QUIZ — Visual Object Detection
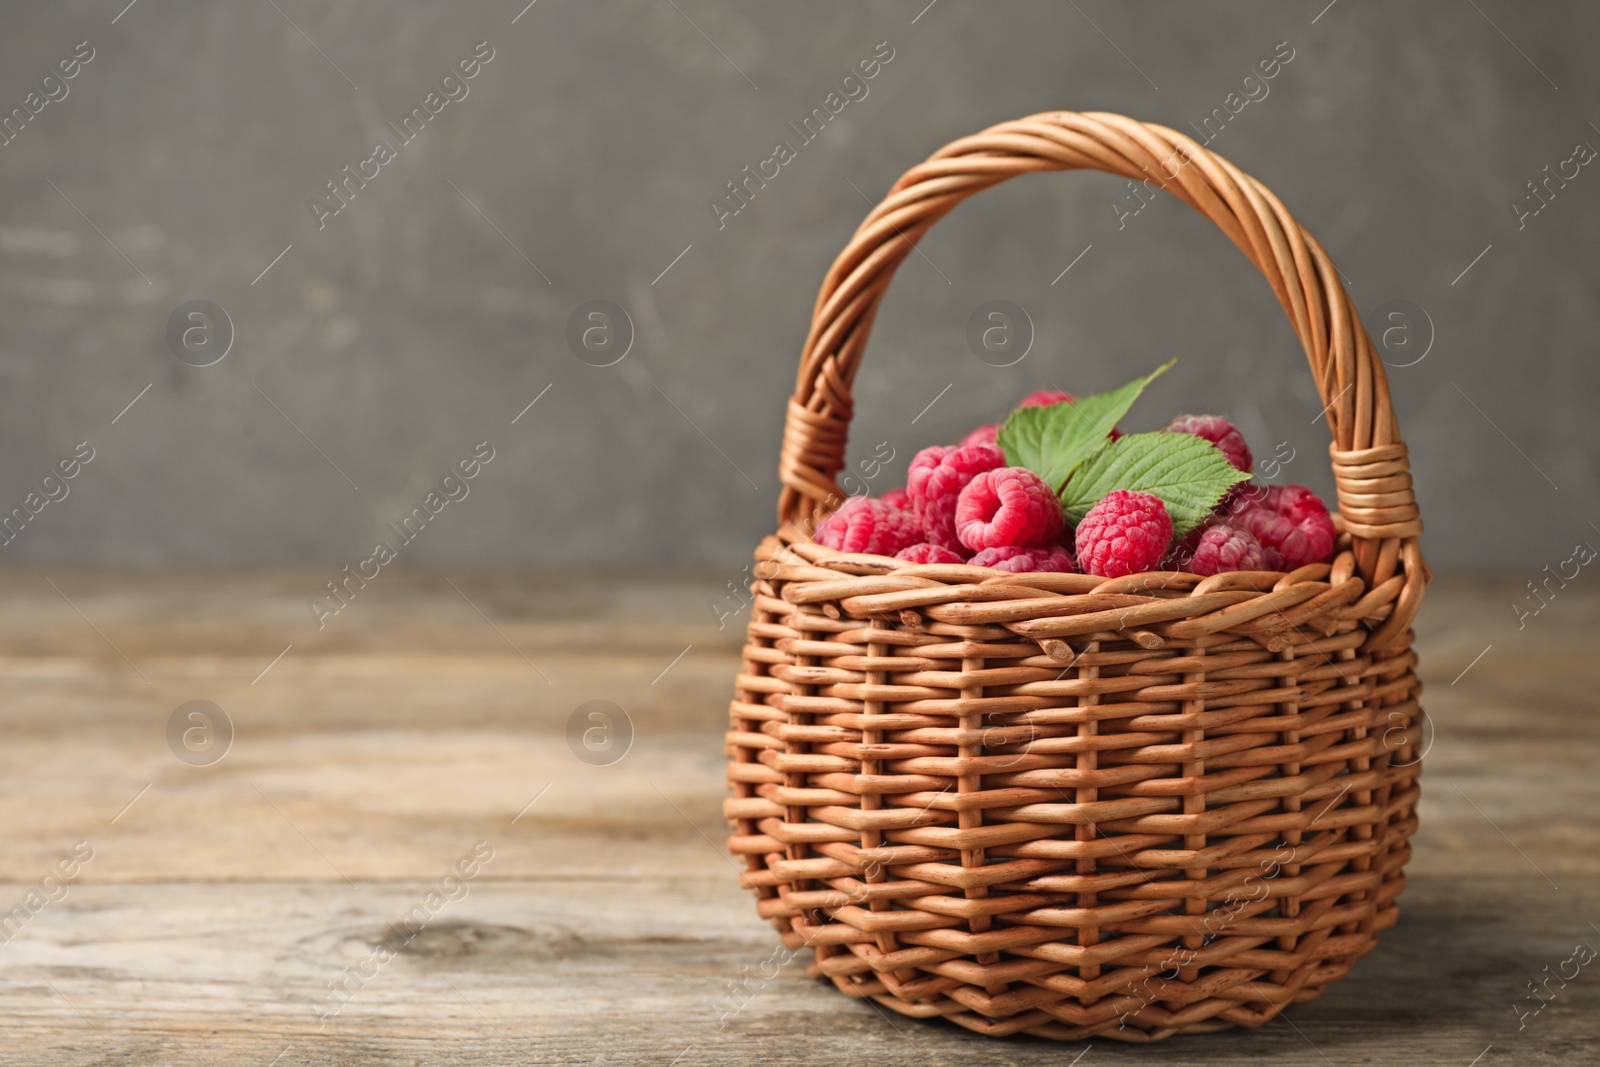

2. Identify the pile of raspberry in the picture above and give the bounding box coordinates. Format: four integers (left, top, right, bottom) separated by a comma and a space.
814, 390, 1338, 577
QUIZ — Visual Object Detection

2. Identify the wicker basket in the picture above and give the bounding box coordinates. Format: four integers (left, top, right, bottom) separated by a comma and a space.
723, 111, 1428, 1042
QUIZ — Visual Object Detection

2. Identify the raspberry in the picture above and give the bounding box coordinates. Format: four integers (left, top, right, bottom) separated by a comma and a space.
1262, 484, 1331, 527
1175, 521, 1265, 576
908, 446, 950, 496
958, 423, 999, 449
1074, 490, 1174, 578
1164, 413, 1253, 473
907, 443, 1006, 551
1230, 509, 1291, 570
970, 544, 1077, 573
1162, 522, 1207, 571
955, 467, 1066, 551
880, 487, 910, 510
1019, 389, 1075, 408
814, 497, 920, 557
1218, 481, 1257, 514
895, 542, 965, 565
1226, 484, 1336, 569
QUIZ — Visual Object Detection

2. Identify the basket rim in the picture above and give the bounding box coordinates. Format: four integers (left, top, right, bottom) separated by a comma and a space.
761, 525, 1402, 651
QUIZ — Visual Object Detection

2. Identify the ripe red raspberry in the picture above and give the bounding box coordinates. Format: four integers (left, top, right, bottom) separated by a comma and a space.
1019, 389, 1075, 408
1269, 487, 1337, 566
955, 467, 1066, 551
1162, 522, 1207, 571
958, 423, 999, 449
907, 445, 950, 497
1230, 508, 1290, 570
1074, 490, 1174, 578
1226, 484, 1336, 569
814, 497, 920, 557
970, 544, 1077, 573
1261, 484, 1330, 527
894, 542, 965, 565
907, 443, 1005, 551
880, 487, 910, 510
1218, 481, 1257, 514
1174, 521, 1266, 576
1164, 413, 1253, 473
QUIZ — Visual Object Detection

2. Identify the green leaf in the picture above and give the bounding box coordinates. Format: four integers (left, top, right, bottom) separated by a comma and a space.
1060, 431, 1251, 535
996, 360, 1174, 492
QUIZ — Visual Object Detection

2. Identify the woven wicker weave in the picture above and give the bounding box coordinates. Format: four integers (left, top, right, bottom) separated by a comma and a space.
724, 111, 1428, 1042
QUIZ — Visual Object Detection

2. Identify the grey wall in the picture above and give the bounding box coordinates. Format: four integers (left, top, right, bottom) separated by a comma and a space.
0, 0, 1594, 569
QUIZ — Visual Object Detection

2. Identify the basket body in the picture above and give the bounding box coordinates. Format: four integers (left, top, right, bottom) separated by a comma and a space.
725, 532, 1423, 1041
722, 111, 1427, 1041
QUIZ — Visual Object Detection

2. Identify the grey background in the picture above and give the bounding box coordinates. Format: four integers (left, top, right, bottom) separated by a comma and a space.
0, 0, 1593, 570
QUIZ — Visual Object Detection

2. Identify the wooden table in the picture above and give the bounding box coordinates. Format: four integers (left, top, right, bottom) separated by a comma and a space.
0, 568, 1593, 1066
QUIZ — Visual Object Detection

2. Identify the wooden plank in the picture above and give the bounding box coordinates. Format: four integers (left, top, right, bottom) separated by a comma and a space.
1, 874, 1595, 1066
0, 569, 1595, 1064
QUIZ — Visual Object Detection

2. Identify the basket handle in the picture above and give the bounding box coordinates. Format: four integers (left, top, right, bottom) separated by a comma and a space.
776, 110, 1426, 639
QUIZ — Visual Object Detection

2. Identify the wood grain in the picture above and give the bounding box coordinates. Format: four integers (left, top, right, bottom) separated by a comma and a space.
0, 568, 1595, 1065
